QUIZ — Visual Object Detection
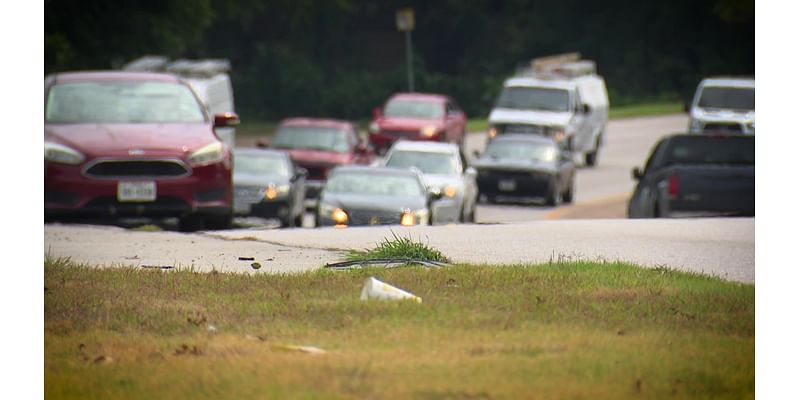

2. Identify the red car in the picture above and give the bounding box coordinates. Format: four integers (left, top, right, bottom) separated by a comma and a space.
44, 71, 239, 231
264, 118, 374, 203
368, 93, 468, 154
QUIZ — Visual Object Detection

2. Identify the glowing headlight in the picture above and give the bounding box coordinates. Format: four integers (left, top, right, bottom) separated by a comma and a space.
264, 184, 290, 200
443, 185, 458, 198
368, 122, 379, 133
543, 148, 557, 163
188, 142, 224, 167
400, 209, 416, 226
45, 142, 84, 165
488, 126, 498, 138
420, 125, 438, 138
550, 127, 565, 142
332, 208, 349, 225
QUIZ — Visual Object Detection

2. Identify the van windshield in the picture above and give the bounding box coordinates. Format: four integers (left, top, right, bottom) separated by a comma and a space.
698, 87, 754, 111
45, 81, 206, 123
495, 87, 570, 112
272, 126, 351, 153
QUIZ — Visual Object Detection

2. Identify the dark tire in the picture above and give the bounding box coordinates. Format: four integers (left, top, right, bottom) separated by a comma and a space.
545, 182, 561, 207
280, 214, 295, 228
205, 213, 233, 230
179, 215, 205, 232
563, 180, 574, 204
294, 213, 304, 228
584, 151, 597, 167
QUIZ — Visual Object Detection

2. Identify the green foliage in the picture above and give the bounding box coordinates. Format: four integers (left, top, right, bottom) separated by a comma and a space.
45, 0, 753, 120
346, 231, 450, 263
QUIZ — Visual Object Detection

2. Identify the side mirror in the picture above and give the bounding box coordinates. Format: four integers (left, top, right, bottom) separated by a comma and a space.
465, 166, 477, 178
429, 188, 443, 201
373, 107, 382, 119
214, 112, 240, 127
683, 102, 690, 113
632, 167, 643, 180
472, 149, 481, 159
582, 104, 591, 114
292, 168, 308, 182
256, 138, 271, 148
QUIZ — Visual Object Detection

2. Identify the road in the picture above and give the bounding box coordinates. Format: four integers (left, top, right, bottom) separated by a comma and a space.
44, 113, 755, 283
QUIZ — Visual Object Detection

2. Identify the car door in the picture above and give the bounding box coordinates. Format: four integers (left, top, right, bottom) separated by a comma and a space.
571, 90, 591, 151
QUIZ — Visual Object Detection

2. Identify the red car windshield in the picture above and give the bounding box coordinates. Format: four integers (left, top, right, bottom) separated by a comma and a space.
384, 99, 443, 119
45, 81, 206, 124
272, 126, 351, 153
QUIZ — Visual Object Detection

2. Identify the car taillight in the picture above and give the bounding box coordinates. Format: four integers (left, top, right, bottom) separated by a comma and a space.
668, 174, 679, 199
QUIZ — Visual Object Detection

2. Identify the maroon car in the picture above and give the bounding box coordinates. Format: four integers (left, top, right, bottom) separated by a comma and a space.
368, 93, 468, 154
264, 118, 374, 203
44, 71, 239, 231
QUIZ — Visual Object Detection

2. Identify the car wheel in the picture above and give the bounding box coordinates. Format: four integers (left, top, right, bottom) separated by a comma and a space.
280, 214, 295, 228
563, 180, 575, 204
179, 214, 205, 232
294, 213, 304, 228
584, 135, 602, 167
545, 182, 561, 207
205, 212, 233, 230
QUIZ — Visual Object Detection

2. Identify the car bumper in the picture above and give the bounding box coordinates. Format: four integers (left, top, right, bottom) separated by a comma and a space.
476, 171, 555, 199
45, 161, 232, 219
369, 131, 440, 150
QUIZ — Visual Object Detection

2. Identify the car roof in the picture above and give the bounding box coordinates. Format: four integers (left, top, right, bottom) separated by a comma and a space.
388, 92, 448, 103
388, 140, 459, 154
699, 77, 754, 88
234, 148, 289, 158
491, 134, 558, 145
47, 71, 183, 84
279, 117, 354, 130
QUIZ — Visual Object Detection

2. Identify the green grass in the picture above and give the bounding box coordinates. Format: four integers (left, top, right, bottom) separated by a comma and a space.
608, 101, 684, 119
45, 255, 753, 399
345, 231, 450, 263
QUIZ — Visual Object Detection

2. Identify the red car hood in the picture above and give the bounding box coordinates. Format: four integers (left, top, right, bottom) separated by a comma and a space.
376, 117, 443, 131
45, 123, 219, 158
285, 148, 352, 165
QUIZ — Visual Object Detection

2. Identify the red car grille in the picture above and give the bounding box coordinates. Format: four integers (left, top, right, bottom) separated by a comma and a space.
84, 160, 189, 178
382, 130, 418, 139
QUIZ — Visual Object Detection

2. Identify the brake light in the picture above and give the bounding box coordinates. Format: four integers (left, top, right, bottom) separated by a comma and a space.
668, 174, 679, 199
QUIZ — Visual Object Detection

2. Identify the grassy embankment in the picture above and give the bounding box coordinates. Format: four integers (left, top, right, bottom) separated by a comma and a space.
45, 235, 753, 399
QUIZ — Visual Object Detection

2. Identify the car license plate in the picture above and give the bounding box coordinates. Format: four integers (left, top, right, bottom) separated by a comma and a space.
498, 180, 516, 191
117, 181, 156, 202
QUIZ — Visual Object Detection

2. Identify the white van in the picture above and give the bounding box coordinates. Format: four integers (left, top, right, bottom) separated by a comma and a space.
687, 77, 754, 135
487, 54, 609, 166
123, 56, 237, 149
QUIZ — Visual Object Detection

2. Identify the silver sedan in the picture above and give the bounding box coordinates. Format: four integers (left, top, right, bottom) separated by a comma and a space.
383, 140, 478, 223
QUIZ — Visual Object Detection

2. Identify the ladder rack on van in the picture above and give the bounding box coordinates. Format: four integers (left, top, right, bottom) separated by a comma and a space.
515, 52, 596, 79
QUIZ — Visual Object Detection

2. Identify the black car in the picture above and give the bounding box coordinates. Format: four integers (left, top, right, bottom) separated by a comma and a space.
315, 166, 441, 227
472, 134, 575, 206
627, 134, 754, 218
232, 148, 307, 227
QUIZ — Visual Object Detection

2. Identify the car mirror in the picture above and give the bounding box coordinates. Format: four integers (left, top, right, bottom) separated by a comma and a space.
582, 104, 591, 114
632, 167, 643, 180
214, 112, 240, 127
465, 166, 477, 177
256, 138, 271, 148
429, 188, 443, 201
472, 149, 481, 159
292, 168, 307, 182
683, 102, 690, 113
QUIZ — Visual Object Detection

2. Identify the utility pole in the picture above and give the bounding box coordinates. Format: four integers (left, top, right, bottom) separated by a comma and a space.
396, 8, 415, 92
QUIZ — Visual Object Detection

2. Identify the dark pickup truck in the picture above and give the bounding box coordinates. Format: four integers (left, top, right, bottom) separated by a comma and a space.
627, 134, 754, 218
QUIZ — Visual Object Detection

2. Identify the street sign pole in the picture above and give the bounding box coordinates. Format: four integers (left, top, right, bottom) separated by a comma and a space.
396, 8, 415, 92
405, 29, 414, 92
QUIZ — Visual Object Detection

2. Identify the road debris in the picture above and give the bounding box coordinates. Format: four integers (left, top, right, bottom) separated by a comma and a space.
273, 344, 327, 355
140, 265, 174, 270
360, 276, 422, 303
238, 256, 255, 261
251, 262, 262, 270
325, 258, 450, 270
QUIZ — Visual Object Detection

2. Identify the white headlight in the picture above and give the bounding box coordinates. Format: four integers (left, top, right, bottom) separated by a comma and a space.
420, 125, 438, 137
543, 148, 556, 162
188, 142, 224, 166
45, 142, 84, 165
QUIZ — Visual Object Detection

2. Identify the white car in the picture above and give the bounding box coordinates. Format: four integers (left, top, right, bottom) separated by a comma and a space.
687, 77, 754, 135
383, 141, 478, 223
